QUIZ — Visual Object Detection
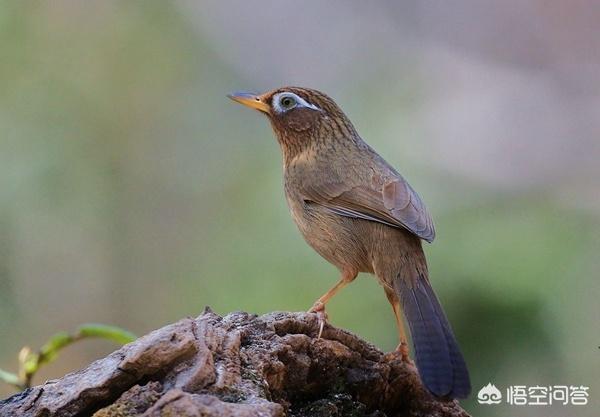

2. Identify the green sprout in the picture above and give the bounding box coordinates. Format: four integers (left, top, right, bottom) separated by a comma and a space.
0, 323, 136, 391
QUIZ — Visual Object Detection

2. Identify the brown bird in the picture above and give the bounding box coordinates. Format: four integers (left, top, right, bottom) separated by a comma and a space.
228, 87, 471, 398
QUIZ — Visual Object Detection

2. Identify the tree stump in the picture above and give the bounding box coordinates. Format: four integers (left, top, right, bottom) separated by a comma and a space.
0, 309, 470, 417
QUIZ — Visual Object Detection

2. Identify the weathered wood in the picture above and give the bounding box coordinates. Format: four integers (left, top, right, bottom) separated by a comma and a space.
0, 309, 470, 417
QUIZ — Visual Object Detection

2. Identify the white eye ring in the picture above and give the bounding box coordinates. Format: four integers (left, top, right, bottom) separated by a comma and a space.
272, 92, 321, 114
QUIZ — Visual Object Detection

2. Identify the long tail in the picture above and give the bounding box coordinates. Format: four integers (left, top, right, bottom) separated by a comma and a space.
395, 276, 471, 398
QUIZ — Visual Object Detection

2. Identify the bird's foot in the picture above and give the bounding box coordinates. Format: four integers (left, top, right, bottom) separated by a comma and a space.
397, 341, 411, 363
308, 301, 328, 339
384, 342, 413, 364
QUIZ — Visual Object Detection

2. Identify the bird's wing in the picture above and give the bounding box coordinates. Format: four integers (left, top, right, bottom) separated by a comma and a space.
304, 164, 436, 242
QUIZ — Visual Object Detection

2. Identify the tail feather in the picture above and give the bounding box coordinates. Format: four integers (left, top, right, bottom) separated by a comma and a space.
422, 279, 471, 398
396, 277, 471, 398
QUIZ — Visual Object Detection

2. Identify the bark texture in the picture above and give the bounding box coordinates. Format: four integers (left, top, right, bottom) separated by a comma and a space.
0, 309, 470, 417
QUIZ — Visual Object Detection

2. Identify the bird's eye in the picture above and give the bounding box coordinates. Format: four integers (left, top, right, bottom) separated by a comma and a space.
280, 95, 297, 109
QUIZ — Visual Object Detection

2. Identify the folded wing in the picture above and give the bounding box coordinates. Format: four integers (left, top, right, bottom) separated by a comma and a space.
304, 165, 435, 243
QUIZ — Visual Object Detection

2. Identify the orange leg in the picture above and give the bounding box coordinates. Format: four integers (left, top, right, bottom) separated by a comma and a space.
384, 288, 410, 362
308, 269, 358, 338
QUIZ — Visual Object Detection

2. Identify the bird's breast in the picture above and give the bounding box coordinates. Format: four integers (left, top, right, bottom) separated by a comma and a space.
284, 189, 371, 273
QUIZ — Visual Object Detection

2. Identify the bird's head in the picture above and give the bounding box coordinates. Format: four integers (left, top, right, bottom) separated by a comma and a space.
228, 87, 357, 160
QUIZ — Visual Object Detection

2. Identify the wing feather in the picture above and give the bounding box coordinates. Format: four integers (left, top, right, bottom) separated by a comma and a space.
304, 166, 436, 242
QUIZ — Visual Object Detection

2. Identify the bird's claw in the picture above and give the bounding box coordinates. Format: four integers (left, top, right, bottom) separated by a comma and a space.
397, 341, 411, 363
384, 342, 413, 364
308, 301, 328, 339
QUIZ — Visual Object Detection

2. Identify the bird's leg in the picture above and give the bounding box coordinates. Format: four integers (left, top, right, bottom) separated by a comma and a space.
384, 288, 411, 363
308, 269, 357, 338
391, 300, 411, 362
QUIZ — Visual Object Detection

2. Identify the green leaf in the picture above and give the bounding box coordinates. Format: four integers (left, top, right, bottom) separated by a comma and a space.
0, 368, 21, 388
76, 323, 136, 345
22, 354, 39, 375
39, 332, 74, 364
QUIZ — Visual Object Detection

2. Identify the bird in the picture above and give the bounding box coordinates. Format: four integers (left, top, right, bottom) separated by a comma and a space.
227, 87, 471, 399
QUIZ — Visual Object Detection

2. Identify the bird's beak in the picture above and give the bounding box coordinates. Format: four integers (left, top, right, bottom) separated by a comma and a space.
227, 91, 270, 113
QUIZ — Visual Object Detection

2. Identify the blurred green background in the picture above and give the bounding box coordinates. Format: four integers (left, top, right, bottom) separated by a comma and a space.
1, 1, 598, 415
